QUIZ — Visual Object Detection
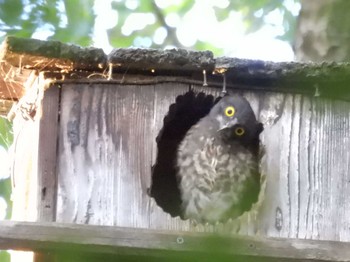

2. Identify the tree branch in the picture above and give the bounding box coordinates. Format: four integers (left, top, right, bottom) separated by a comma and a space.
151, 0, 185, 48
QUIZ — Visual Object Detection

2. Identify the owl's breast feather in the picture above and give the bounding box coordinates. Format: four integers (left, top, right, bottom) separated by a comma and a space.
177, 134, 257, 223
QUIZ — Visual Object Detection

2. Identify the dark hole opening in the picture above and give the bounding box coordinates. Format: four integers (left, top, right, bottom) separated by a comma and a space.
149, 90, 263, 222
149, 90, 220, 218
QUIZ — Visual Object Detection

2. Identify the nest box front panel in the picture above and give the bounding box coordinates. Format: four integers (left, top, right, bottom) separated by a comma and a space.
54, 82, 350, 241
57, 83, 153, 227
257, 93, 350, 240
56, 82, 191, 229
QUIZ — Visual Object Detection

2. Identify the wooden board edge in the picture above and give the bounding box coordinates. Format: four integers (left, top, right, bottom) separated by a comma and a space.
0, 220, 348, 262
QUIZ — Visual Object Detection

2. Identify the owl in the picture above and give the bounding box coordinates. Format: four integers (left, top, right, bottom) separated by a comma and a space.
177, 95, 263, 223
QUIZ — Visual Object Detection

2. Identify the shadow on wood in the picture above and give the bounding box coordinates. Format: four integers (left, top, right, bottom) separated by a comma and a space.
149, 91, 220, 217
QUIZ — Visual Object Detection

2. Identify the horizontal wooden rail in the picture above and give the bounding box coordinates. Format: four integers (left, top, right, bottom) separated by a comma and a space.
0, 221, 349, 261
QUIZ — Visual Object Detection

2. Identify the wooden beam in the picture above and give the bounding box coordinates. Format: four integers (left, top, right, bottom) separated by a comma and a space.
34, 84, 60, 262
37, 84, 60, 222
0, 36, 107, 71
3, 37, 350, 102
0, 220, 349, 261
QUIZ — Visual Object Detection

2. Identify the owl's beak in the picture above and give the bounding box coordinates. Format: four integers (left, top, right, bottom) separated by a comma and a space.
218, 118, 238, 131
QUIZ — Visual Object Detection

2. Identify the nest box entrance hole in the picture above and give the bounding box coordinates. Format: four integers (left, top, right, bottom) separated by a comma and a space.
149, 90, 264, 223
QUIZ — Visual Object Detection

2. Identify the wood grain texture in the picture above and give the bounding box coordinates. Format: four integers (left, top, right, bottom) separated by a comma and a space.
150, 85, 350, 241
37, 84, 60, 222
2, 220, 350, 262
10, 76, 49, 262
256, 93, 350, 241
34, 84, 60, 262
10, 75, 50, 223
56, 81, 350, 242
111, 84, 154, 228
57, 82, 217, 231
57, 84, 119, 225
57, 83, 158, 228
11, 111, 39, 223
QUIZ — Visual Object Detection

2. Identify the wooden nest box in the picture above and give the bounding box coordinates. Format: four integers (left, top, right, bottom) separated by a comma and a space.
2, 36, 350, 261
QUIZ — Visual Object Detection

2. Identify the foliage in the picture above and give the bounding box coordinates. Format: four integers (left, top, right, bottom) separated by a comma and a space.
0, 0, 95, 46
226, 0, 299, 42
0, 117, 13, 149
109, 0, 299, 55
0, 118, 12, 261
0, 0, 299, 52
0, 251, 10, 261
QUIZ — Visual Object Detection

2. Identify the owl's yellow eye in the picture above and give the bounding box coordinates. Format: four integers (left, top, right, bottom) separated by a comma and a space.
234, 127, 245, 136
225, 106, 235, 117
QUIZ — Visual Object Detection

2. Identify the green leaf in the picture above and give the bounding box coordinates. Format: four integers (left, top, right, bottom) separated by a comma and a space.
139, 0, 153, 13
49, 0, 95, 46
0, 250, 10, 262
0, 179, 12, 219
163, 1, 195, 15
0, 117, 13, 149
0, 0, 24, 26
214, 7, 230, 22
39, 1, 61, 27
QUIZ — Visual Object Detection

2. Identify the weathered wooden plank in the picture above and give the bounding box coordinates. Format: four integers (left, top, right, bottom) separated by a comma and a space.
9, 74, 48, 262
10, 111, 39, 222
111, 84, 154, 228
55, 80, 350, 244
37, 84, 60, 222
10, 79, 44, 222
33, 84, 60, 262
0, 220, 350, 262
57, 83, 156, 228
57, 84, 116, 225
257, 93, 350, 241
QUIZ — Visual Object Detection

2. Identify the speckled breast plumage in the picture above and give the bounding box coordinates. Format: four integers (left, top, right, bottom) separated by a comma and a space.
178, 127, 258, 223
176, 95, 262, 223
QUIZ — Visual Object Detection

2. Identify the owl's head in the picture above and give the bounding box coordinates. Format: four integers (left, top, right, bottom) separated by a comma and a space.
209, 95, 263, 144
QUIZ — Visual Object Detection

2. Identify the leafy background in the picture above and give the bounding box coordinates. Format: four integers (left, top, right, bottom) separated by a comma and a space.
0, 0, 300, 55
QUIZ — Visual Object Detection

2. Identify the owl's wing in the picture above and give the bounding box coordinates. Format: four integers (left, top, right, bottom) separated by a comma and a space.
234, 162, 260, 214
